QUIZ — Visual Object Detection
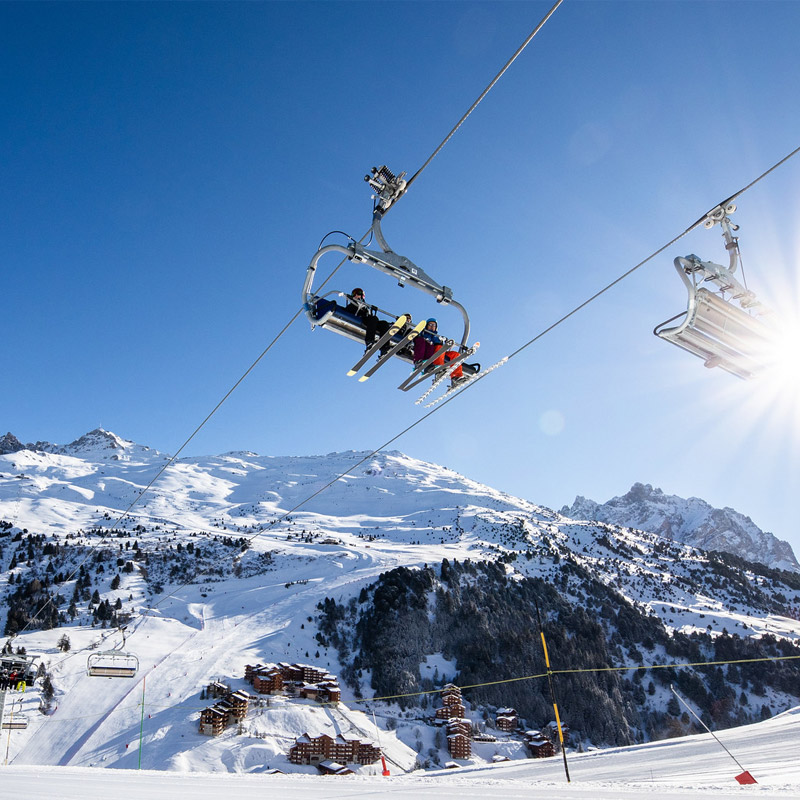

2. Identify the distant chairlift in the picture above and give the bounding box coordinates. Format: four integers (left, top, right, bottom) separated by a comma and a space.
87, 629, 139, 679
302, 166, 473, 363
654, 203, 774, 380
0, 651, 39, 688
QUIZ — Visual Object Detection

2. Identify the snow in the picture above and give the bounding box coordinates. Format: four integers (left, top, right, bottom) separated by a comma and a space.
4, 707, 800, 798
2, 433, 800, 795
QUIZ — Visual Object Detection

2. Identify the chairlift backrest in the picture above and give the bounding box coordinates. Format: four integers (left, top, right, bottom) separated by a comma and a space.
655, 285, 773, 380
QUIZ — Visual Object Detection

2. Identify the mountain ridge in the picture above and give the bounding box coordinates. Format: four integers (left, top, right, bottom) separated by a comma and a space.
561, 482, 798, 572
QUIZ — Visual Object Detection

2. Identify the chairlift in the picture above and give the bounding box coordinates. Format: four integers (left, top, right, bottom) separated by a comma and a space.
87, 628, 139, 678
0, 652, 39, 687
302, 166, 473, 367
654, 203, 774, 379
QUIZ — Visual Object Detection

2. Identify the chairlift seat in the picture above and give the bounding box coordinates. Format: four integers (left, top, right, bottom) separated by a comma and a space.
308, 296, 416, 364
87, 651, 139, 679
655, 287, 773, 380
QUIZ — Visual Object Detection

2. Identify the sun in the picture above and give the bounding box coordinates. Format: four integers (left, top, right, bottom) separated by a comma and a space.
752, 308, 800, 431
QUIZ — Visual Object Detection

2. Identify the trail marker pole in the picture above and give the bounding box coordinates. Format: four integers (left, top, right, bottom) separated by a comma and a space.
371, 707, 390, 776
669, 685, 756, 785
535, 600, 570, 783
138, 676, 147, 770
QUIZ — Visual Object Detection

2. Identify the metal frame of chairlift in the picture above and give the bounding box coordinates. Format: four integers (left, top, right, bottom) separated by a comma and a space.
654, 203, 774, 380
87, 629, 139, 679
0, 652, 39, 686
302, 166, 473, 360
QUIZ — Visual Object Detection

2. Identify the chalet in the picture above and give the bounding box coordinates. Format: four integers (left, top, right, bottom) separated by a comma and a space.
226, 690, 252, 721
446, 718, 471, 737
198, 689, 252, 736
244, 662, 270, 682
246, 661, 338, 697
524, 730, 556, 758
445, 716, 472, 759
319, 682, 341, 703
435, 683, 466, 721
447, 732, 471, 759
199, 706, 228, 736
318, 760, 354, 776
298, 683, 319, 700
278, 662, 334, 685
252, 668, 283, 695
288, 732, 382, 767
435, 702, 466, 721
206, 681, 231, 699
545, 720, 570, 747
495, 707, 518, 732
440, 683, 463, 705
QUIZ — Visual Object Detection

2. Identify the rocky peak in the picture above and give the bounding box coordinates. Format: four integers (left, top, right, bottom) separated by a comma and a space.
0, 432, 24, 455
561, 483, 798, 572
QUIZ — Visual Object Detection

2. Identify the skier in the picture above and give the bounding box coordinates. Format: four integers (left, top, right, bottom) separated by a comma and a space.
413, 318, 466, 385
314, 288, 390, 350
344, 288, 390, 348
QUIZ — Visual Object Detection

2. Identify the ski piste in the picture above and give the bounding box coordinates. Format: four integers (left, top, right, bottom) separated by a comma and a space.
346, 315, 407, 377
414, 343, 480, 405
358, 319, 427, 382
397, 339, 455, 392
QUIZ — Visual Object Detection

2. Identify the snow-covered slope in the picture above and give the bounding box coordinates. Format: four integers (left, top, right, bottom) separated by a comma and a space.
4, 706, 800, 798
1, 430, 800, 777
561, 482, 798, 572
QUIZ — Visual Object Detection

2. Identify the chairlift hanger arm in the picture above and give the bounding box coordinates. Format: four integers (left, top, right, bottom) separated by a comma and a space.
303, 165, 472, 349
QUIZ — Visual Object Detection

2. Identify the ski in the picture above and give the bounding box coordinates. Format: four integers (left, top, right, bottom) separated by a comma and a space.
397, 339, 455, 392
347, 315, 407, 377
423, 354, 504, 407
358, 319, 427, 382
414, 343, 480, 405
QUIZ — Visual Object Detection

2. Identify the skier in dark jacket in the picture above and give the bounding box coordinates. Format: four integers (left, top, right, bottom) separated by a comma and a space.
345, 288, 390, 348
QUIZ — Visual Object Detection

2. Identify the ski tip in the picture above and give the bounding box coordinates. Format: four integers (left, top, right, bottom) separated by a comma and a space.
358, 375, 370, 383
346, 370, 357, 377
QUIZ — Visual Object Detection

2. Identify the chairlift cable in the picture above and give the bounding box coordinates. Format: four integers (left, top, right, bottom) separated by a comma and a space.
405, 0, 565, 191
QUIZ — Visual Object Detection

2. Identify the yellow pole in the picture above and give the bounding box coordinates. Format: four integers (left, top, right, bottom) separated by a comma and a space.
536, 603, 570, 782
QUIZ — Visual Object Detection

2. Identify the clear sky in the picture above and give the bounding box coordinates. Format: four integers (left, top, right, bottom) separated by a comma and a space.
2, 2, 799, 553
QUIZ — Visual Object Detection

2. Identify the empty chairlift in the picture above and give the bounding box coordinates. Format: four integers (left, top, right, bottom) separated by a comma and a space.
87, 628, 139, 678
654, 203, 774, 379
87, 650, 139, 679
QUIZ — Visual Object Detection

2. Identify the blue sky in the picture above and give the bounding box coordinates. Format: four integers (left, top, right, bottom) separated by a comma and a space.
2, 2, 799, 553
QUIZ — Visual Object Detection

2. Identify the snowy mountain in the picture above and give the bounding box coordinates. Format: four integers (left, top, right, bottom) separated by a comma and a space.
560, 483, 798, 573
0, 428, 154, 460
1, 430, 800, 777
